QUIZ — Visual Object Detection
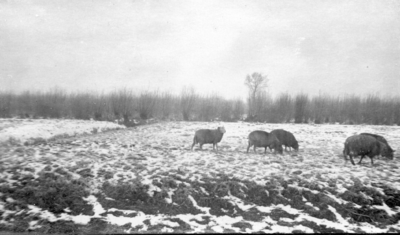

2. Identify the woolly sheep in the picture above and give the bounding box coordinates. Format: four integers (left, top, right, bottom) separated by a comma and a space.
343, 134, 382, 165
360, 133, 394, 160
270, 129, 299, 151
247, 130, 283, 154
191, 127, 226, 151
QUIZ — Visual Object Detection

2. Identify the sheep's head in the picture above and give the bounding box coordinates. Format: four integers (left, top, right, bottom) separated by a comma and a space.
380, 142, 394, 160
218, 127, 226, 133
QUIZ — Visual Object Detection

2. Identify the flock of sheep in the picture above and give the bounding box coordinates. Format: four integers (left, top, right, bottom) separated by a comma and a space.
191, 126, 395, 166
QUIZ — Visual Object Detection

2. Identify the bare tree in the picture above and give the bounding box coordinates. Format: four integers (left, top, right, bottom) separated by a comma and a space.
244, 72, 268, 118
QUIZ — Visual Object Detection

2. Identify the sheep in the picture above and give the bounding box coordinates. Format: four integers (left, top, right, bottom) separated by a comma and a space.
270, 129, 299, 151
191, 127, 226, 151
360, 133, 394, 160
343, 134, 382, 165
247, 130, 283, 154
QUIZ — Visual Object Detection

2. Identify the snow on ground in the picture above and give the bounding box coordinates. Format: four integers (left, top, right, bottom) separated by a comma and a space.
0, 118, 125, 144
0, 120, 400, 233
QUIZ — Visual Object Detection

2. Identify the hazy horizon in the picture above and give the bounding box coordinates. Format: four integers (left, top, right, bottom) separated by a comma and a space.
1, 0, 399, 99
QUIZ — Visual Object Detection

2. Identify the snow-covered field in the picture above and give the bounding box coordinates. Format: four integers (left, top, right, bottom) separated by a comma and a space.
1, 119, 400, 233
0, 118, 125, 144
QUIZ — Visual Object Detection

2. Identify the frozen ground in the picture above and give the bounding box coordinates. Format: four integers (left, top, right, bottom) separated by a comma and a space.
0, 120, 400, 233
0, 118, 125, 144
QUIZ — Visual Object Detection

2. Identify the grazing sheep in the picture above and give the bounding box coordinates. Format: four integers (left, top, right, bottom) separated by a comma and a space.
343, 134, 382, 165
270, 129, 299, 151
191, 127, 226, 151
247, 130, 283, 154
360, 133, 394, 160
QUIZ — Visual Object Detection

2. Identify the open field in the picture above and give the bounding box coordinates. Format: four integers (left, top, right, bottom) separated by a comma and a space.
1, 119, 400, 233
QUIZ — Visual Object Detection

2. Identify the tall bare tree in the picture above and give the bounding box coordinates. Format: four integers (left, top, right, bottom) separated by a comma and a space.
244, 72, 268, 119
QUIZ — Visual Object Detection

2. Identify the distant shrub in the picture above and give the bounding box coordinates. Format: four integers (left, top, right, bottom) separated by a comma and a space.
33, 89, 67, 118
69, 93, 93, 120
137, 91, 158, 120
274, 93, 293, 123
294, 94, 309, 123
0, 92, 13, 118
180, 87, 198, 121
109, 88, 135, 124
232, 99, 245, 121
157, 92, 176, 120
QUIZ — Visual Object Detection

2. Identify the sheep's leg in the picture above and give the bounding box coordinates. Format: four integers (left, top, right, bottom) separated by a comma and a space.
191, 141, 196, 150
200, 143, 203, 150
191, 137, 196, 150
370, 156, 374, 165
253, 146, 257, 153
247, 142, 251, 153
349, 155, 356, 165
358, 155, 365, 164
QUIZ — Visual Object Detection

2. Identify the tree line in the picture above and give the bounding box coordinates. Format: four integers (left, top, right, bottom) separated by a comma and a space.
0, 79, 399, 126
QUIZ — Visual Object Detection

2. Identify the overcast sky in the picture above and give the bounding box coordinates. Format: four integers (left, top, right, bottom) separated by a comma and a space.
1, 0, 399, 99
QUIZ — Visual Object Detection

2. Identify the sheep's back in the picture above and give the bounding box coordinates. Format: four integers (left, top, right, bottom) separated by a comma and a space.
345, 135, 380, 156
195, 129, 223, 144
195, 129, 211, 142
249, 131, 272, 147
271, 129, 297, 146
360, 133, 393, 152
268, 133, 281, 146
270, 129, 285, 142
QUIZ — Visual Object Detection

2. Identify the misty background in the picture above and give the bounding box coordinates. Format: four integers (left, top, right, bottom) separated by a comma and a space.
1, 0, 399, 99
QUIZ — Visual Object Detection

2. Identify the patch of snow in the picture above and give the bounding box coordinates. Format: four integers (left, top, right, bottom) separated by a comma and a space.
27, 204, 93, 225
107, 213, 146, 227
160, 227, 174, 233
305, 202, 319, 211
277, 204, 302, 215
0, 118, 125, 143
328, 205, 349, 225
224, 193, 253, 211
211, 225, 224, 233
188, 195, 210, 215
28, 220, 42, 230
373, 202, 400, 216
270, 224, 298, 233
108, 208, 138, 215
84, 195, 106, 216
325, 191, 348, 205
293, 224, 314, 233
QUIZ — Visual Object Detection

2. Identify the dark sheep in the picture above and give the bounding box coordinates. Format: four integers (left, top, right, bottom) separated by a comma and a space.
343, 134, 382, 165
247, 130, 283, 154
191, 127, 226, 151
360, 133, 394, 160
270, 129, 299, 151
